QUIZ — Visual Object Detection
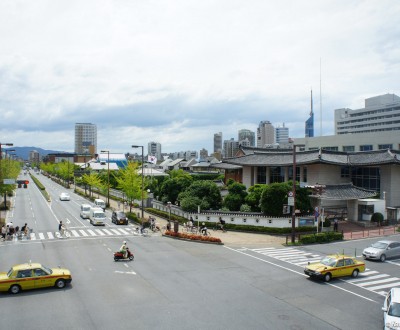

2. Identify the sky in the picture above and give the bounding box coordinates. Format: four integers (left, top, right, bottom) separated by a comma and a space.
0, 0, 399, 154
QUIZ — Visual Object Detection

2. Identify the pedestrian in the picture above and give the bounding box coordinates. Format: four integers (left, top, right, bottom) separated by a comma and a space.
333, 219, 338, 232
118, 201, 121, 209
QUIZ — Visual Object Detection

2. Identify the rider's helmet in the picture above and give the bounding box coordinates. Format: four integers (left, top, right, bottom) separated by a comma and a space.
123, 241, 126, 244
202, 222, 205, 225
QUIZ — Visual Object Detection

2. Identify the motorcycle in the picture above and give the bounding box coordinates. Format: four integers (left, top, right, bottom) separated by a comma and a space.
114, 248, 134, 261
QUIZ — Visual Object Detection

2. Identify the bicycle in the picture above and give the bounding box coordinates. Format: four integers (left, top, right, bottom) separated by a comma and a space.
55, 227, 71, 239
133, 227, 148, 236
213, 223, 227, 232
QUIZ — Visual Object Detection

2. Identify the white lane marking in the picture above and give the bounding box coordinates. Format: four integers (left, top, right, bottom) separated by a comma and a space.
114, 271, 136, 275
225, 246, 379, 303
116, 228, 129, 235
103, 229, 113, 235
347, 274, 389, 283
357, 277, 399, 287
367, 282, 400, 291
79, 230, 89, 237
95, 229, 106, 236
30, 233, 36, 240
87, 230, 97, 236
110, 229, 121, 235
39, 233, 45, 240
71, 230, 80, 237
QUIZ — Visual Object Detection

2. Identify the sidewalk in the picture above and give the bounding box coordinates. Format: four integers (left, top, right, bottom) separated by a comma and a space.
78, 187, 399, 246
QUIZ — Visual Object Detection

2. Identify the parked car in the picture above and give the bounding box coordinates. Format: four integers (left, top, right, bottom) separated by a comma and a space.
304, 254, 365, 282
0, 262, 72, 294
383, 288, 400, 330
362, 240, 400, 262
59, 192, 70, 201
112, 211, 128, 225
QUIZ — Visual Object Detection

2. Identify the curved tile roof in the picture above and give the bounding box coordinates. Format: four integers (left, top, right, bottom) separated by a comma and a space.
310, 183, 377, 200
224, 148, 400, 167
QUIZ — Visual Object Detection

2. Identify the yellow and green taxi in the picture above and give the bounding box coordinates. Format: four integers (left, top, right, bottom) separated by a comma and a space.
0, 262, 72, 294
304, 254, 365, 282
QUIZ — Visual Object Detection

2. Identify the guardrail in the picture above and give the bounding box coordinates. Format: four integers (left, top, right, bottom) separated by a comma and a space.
343, 225, 399, 240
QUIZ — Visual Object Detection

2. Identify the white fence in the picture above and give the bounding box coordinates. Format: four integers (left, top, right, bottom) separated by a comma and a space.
152, 200, 314, 228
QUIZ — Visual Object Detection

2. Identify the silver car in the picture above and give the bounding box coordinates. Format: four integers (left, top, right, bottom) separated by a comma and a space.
362, 240, 400, 262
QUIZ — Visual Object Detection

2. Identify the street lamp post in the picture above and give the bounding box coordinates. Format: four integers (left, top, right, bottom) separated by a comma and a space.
0, 143, 13, 218
132, 145, 144, 221
291, 144, 305, 244
100, 150, 110, 207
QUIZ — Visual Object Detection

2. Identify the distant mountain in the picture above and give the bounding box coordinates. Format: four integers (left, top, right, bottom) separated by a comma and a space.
4, 146, 66, 160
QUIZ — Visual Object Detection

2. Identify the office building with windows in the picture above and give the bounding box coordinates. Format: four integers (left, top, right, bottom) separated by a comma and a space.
75, 123, 97, 154
214, 132, 223, 153
335, 94, 400, 135
257, 121, 275, 148
238, 129, 255, 147
275, 123, 289, 144
148, 141, 162, 161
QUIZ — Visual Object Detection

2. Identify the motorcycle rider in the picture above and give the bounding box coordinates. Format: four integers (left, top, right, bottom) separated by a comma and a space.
120, 241, 128, 258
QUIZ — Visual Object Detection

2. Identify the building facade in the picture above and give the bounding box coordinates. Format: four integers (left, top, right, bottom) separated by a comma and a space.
148, 141, 162, 161
238, 129, 255, 146
223, 138, 240, 158
275, 123, 289, 144
257, 121, 275, 148
334, 94, 400, 135
214, 132, 223, 153
75, 123, 97, 154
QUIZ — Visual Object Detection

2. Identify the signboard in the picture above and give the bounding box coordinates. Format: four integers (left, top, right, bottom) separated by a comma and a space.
287, 197, 294, 206
3, 179, 16, 184
298, 218, 315, 227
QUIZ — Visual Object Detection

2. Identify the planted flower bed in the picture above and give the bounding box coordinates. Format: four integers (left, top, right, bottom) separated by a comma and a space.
163, 230, 222, 244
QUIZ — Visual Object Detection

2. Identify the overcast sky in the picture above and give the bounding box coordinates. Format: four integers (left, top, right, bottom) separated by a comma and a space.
1, 0, 399, 154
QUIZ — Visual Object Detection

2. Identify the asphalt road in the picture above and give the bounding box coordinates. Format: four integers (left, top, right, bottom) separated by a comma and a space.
0, 172, 392, 330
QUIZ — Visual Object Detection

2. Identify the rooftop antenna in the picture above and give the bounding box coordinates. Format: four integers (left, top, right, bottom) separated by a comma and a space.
319, 58, 322, 136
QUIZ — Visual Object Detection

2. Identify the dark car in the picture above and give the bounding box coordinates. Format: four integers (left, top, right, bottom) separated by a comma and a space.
112, 211, 128, 225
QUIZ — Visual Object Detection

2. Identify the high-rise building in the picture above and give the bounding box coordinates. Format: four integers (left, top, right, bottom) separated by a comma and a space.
29, 150, 40, 164
148, 141, 162, 161
214, 132, 223, 153
223, 138, 240, 158
75, 123, 97, 154
305, 90, 314, 137
257, 121, 275, 148
238, 129, 255, 146
199, 148, 208, 161
275, 123, 289, 144
335, 94, 400, 135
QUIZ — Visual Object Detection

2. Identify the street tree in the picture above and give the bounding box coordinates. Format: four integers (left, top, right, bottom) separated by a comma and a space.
178, 180, 222, 212
223, 181, 248, 211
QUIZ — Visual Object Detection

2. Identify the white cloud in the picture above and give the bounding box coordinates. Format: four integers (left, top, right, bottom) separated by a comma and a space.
0, 0, 399, 153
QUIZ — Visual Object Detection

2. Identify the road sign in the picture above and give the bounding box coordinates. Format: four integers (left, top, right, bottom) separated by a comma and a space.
288, 191, 294, 197
3, 179, 16, 184
288, 196, 294, 206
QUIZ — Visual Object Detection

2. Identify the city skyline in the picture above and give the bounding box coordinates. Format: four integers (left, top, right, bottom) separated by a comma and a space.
1, 1, 399, 153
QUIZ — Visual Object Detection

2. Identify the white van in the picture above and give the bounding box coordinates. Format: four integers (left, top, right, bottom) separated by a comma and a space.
80, 204, 92, 219
89, 207, 106, 226
94, 199, 106, 210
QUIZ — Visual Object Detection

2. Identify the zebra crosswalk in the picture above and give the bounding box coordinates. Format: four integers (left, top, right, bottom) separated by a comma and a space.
247, 247, 400, 296
13, 226, 145, 242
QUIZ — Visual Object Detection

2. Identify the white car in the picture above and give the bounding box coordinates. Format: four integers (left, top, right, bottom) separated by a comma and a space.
383, 288, 400, 330
59, 193, 70, 201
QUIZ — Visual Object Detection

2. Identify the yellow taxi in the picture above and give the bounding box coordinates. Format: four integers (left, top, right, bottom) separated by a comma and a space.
0, 262, 72, 294
304, 254, 365, 282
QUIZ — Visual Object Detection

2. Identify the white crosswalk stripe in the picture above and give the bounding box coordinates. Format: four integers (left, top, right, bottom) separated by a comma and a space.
248, 246, 399, 296
16, 227, 143, 242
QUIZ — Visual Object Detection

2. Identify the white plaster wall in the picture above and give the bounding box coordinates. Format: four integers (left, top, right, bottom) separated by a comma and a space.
306, 164, 348, 185
381, 165, 400, 207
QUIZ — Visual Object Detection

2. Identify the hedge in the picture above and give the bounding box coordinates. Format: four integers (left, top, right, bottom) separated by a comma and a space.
299, 231, 343, 244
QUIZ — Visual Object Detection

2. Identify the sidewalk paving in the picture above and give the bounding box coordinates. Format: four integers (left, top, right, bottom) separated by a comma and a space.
79, 188, 400, 247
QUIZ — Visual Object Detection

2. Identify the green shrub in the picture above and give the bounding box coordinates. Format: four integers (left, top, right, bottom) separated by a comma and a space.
299, 231, 343, 244
371, 212, 384, 223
